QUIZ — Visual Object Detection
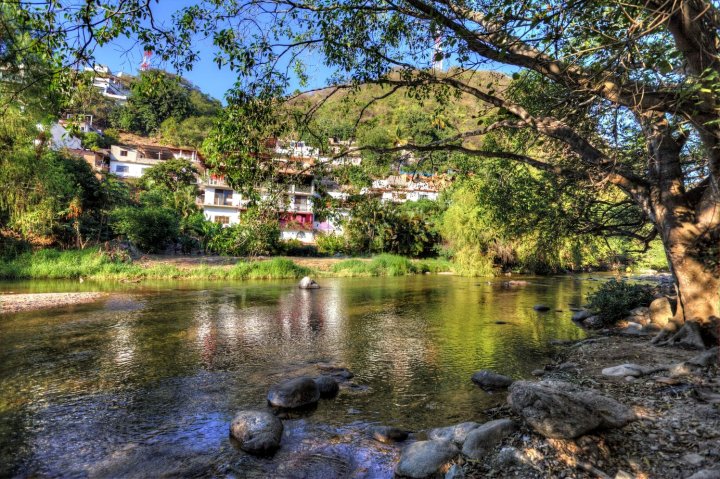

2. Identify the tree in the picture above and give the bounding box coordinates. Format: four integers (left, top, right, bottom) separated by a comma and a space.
141, 159, 198, 193
167, 0, 719, 347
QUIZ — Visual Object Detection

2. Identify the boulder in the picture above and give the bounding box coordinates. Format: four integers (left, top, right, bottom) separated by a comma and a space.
395, 440, 459, 478
370, 425, 409, 443
686, 469, 720, 479
471, 370, 514, 389
649, 297, 673, 326
601, 364, 650, 377
572, 310, 594, 322
533, 304, 551, 312
314, 375, 340, 398
583, 315, 604, 329
298, 276, 320, 289
507, 380, 636, 439
229, 410, 283, 455
428, 422, 481, 445
461, 419, 516, 460
444, 464, 466, 479
267, 376, 320, 409
627, 306, 651, 325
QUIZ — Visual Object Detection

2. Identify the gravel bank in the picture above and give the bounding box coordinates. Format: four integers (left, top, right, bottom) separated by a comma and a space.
0, 292, 108, 313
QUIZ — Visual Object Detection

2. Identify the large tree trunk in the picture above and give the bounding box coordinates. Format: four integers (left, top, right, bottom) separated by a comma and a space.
656, 224, 720, 349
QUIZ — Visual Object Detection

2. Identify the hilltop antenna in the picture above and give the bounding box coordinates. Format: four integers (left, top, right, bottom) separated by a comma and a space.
432, 34, 443, 72
140, 50, 153, 71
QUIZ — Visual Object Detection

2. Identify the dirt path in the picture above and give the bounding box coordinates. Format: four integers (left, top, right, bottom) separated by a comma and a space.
0, 292, 109, 313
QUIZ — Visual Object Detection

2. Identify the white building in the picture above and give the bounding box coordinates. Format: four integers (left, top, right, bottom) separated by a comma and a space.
109, 144, 200, 178
85, 65, 130, 101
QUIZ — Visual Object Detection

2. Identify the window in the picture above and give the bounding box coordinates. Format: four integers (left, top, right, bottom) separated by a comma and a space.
119, 150, 128, 157
115, 165, 129, 173
213, 189, 233, 206
214, 216, 230, 225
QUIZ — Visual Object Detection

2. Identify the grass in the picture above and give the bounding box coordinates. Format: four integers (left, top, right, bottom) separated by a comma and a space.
330, 254, 453, 277
0, 249, 451, 281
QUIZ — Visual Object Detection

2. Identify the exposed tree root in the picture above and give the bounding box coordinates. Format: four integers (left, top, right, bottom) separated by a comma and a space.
654, 318, 720, 349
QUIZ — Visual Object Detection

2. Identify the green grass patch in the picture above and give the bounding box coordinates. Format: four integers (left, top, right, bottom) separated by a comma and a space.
0, 249, 452, 281
330, 254, 454, 277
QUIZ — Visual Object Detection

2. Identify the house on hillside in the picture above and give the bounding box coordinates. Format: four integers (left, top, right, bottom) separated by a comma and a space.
85, 65, 130, 101
109, 143, 201, 178
365, 174, 441, 203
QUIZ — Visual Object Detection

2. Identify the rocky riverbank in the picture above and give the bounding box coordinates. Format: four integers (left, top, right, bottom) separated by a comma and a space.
0, 292, 109, 313
455, 336, 720, 478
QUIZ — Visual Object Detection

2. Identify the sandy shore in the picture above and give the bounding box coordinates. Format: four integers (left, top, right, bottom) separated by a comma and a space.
0, 292, 109, 313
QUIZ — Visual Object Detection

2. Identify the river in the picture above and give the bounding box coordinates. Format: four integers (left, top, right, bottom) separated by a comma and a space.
0, 275, 594, 478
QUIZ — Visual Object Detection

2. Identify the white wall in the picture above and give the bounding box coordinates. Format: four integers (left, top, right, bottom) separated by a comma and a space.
109, 160, 153, 178
203, 206, 240, 226
48, 123, 82, 150
281, 230, 315, 243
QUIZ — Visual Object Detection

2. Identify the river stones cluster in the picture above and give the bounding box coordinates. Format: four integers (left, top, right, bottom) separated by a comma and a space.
230, 365, 354, 457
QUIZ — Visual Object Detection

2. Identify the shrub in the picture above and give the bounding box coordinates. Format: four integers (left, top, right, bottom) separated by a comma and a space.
586, 279, 655, 325
111, 206, 179, 253
279, 239, 317, 256
316, 233, 348, 255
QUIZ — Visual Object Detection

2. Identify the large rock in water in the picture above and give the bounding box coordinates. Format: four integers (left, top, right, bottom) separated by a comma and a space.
229, 410, 283, 455
370, 425, 409, 443
507, 380, 636, 439
314, 375, 340, 398
298, 276, 320, 289
462, 419, 516, 460
471, 370, 514, 389
395, 440, 459, 478
267, 376, 320, 409
428, 421, 481, 445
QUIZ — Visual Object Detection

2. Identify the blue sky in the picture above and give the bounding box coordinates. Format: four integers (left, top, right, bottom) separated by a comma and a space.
90, 1, 333, 102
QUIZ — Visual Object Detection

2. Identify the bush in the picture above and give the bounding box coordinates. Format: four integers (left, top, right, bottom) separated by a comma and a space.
316, 233, 348, 255
586, 279, 655, 325
111, 206, 179, 253
206, 212, 280, 256
279, 239, 317, 256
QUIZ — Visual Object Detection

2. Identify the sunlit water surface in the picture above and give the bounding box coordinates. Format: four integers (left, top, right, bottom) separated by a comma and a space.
0, 275, 596, 478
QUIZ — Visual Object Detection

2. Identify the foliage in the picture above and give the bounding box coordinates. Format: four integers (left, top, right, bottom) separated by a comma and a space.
330, 254, 452, 276
110, 70, 220, 136
586, 279, 656, 325
110, 205, 179, 253
141, 159, 198, 193
206, 209, 280, 256
159, 115, 215, 148
316, 233, 348, 256
342, 198, 441, 257
278, 239, 317, 256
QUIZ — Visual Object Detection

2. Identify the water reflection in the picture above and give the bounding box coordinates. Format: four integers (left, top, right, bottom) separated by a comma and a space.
0, 275, 594, 477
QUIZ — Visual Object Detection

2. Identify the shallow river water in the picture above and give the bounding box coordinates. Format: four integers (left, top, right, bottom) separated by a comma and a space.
0, 275, 596, 478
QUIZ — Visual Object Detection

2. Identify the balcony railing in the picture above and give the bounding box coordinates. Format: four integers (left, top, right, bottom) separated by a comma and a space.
289, 184, 314, 194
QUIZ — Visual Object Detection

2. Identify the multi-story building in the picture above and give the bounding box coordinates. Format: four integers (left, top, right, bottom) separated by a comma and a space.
85, 65, 130, 101
365, 174, 441, 203
109, 143, 201, 178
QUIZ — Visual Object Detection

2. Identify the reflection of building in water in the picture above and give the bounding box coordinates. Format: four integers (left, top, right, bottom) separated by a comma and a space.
110, 318, 136, 368
274, 287, 344, 343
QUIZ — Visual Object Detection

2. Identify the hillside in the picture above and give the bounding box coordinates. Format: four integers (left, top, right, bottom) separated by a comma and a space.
291, 69, 510, 154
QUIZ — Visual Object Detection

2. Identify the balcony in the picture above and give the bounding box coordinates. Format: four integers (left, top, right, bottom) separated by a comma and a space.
289, 184, 314, 195
284, 203, 312, 213
203, 175, 229, 187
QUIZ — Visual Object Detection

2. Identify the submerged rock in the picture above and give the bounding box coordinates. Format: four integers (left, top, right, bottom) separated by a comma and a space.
370, 425, 409, 443
395, 440, 459, 478
461, 419, 516, 460
298, 276, 320, 289
229, 410, 283, 455
471, 370, 514, 390
507, 380, 636, 439
533, 304, 551, 312
427, 421, 480, 445
268, 376, 320, 409
314, 375, 340, 398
